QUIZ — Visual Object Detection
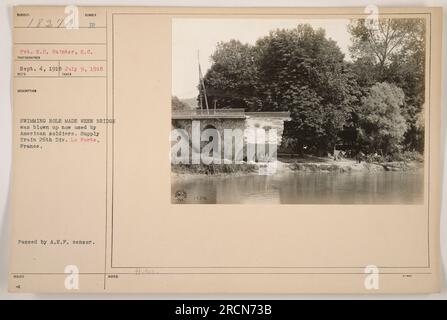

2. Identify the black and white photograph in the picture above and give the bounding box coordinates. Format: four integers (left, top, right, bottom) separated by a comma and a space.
2, 2, 445, 299
171, 17, 426, 204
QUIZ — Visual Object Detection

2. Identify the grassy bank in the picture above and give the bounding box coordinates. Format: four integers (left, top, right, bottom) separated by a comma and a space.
171, 163, 258, 176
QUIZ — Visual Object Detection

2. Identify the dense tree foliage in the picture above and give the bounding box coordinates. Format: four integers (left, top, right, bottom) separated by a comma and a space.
349, 18, 425, 153
202, 40, 261, 110
199, 20, 425, 158
357, 82, 407, 155
258, 26, 363, 155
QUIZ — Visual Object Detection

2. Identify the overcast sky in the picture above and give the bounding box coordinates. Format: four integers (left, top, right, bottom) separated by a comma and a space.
172, 18, 352, 99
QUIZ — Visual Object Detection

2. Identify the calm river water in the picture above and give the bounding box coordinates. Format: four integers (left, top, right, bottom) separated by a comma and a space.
171, 170, 424, 204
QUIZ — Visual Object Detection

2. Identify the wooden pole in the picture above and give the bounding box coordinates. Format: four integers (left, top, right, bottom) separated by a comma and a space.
198, 50, 209, 114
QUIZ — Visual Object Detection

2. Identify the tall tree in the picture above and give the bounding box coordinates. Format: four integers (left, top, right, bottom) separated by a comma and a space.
201, 40, 261, 110
255, 25, 361, 154
349, 18, 424, 76
349, 18, 426, 152
357, 82, 407, 155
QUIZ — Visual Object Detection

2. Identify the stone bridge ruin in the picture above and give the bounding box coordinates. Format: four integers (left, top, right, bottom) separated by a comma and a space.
171, 109, 290, 163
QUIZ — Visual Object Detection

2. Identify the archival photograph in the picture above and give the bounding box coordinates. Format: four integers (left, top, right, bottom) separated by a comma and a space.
170, 17, 426, 204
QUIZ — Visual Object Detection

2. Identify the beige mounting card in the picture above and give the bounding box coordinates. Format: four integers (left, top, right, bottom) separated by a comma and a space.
9, 6, 443, 293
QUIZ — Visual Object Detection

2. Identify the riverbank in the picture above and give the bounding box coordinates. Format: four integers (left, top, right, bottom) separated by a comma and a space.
171, 163, 257, 177
289, 159, 423, 173
171, 156, 423, 177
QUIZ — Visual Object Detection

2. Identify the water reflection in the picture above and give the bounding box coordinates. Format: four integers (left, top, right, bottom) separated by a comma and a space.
171, 171, 424, 204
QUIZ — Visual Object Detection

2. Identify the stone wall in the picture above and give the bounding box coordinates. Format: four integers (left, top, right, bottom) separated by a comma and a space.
171, 116, 287, 162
